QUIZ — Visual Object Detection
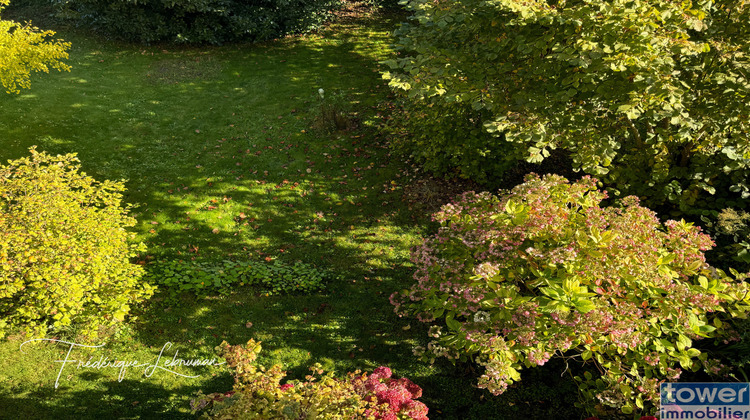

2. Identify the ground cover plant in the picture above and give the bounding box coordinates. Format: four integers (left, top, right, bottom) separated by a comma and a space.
143, 258, 332, 298
0, 3, 584, 419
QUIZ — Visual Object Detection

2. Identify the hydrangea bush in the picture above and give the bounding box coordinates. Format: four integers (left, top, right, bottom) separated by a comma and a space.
353, 366, 428, 420
391, 174, 750, 415
192, 339, 428, 419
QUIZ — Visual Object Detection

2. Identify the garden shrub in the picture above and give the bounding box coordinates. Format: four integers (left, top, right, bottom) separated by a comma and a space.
386, 101, 520, 186
383, 0, 750, 212
703, 208, 750, 269
391, 173, 750, 416
367, 0, 401, 12
52, 0, 341, 44
143, 258, 330, 298
0, 148, 155, 339
191, 339, 429, 419
0, 0, 70, 94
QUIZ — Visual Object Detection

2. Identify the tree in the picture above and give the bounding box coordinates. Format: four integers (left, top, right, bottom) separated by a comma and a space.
0, 0, 70, 94
384, 0, 750, 212
51, 0, 339, 45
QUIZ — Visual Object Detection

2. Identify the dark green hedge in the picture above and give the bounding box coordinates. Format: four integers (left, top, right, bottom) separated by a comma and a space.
53, 0, 341, 44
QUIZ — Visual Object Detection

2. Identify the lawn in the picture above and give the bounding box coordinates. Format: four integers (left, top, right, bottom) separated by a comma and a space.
0, 5, 582, 419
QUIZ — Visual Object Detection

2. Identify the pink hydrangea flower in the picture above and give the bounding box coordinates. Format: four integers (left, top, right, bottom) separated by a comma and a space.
371, 366, 392, 380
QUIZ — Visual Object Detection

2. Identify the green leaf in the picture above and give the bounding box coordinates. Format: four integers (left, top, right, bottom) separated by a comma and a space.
446, 313, 461, 331
574, 299, 596, 313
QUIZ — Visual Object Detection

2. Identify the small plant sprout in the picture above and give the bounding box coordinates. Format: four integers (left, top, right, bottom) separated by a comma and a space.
311, 88, 349, 131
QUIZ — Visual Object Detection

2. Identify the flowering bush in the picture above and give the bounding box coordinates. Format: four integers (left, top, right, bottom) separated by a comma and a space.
192, 339, 428, 419
392, 174, 750, 416
352, 366, 428, 420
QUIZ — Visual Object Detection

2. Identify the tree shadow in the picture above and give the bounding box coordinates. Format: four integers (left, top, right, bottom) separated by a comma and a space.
0, 8, 586, 419
0, 373, 230, 420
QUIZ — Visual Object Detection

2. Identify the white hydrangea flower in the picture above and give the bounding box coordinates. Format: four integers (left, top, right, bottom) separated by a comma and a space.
318, 88, 325, 99
474, 311, 491, 323
474, 262, 499, 279
428, 325, 442, 338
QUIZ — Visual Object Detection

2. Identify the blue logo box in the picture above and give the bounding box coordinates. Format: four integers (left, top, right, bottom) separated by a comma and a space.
661, 383, 750, 419
662, 383, 750, 406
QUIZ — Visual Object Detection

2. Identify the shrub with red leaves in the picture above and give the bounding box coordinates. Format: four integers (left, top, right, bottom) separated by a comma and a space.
351, 366, 428, 420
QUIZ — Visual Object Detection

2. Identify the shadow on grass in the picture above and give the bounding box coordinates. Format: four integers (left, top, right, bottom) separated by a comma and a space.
0, 7, 587, 419
0, 374, 231, 420
126, 289, 583, 419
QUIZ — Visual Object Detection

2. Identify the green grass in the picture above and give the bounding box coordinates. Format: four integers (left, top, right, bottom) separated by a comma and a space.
0, 7, 583, 420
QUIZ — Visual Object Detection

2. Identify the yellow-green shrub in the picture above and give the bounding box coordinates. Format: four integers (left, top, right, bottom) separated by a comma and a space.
192, 339, 429, 419
192, 339, 371, 419
0, 0, 70, 94
0, 147, 155, 339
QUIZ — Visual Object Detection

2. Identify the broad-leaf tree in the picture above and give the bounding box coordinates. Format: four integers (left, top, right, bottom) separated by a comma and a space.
384, 0, 750, 211
50, 0, 338, 44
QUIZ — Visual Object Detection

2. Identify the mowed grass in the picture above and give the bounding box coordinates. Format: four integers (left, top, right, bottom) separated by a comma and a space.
0, 8, 582, 420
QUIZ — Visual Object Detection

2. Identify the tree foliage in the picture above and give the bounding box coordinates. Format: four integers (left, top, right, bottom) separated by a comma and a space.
53, 0, 340, 44
0, 0, 70, 94
384, 0, 750, 211
387, 100, 521, 186
0, 148, 155, 339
